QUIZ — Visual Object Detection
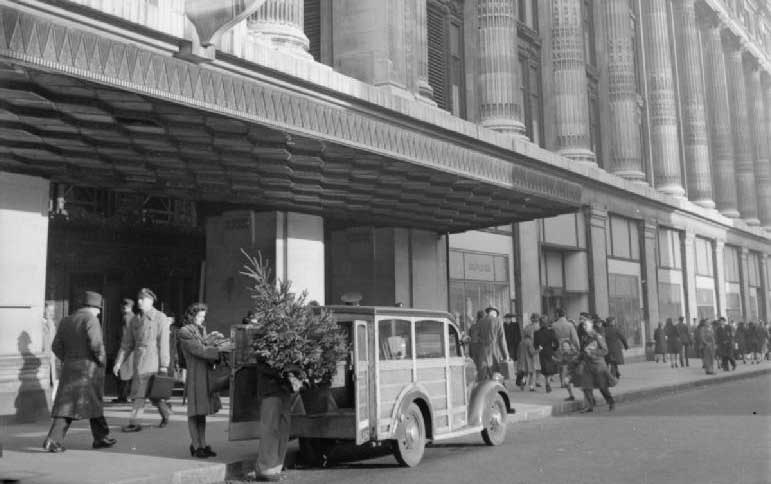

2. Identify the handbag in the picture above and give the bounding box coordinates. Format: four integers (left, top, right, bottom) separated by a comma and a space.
145, 373, 175, 400
209, 359, 230, 394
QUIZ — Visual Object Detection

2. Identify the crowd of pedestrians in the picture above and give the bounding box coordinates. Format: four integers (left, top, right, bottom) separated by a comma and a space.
654, 316, 771, 374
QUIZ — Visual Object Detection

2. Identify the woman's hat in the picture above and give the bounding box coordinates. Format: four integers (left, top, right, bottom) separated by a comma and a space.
83, 291, 104, 309
485, 306, 499, 315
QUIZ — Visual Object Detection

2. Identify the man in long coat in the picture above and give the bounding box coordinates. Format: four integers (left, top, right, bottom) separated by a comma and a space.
43, 291, 116, 452
112, 288, 171, 432
475, 307, 510, 380
676, 316, 692, 367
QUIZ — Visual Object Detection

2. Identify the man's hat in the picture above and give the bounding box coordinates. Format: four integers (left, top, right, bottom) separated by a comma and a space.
485, 306, 499, 315
137, 288, 157, 302
83, 291, 103, 309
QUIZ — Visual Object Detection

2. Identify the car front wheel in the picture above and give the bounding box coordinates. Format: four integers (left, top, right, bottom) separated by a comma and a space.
481, 392, 507, 446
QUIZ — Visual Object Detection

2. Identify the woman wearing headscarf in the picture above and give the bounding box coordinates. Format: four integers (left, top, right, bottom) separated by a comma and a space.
699, 319, 716, 375
177, 302, 233, 458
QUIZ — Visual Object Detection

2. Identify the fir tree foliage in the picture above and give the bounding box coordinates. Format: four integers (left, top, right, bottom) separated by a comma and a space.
240, 250, 348, 387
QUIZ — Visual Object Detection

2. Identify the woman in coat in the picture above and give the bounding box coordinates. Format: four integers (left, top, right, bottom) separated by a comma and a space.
533, 315, 559, 393
603, 317, 629, 379
664, 318, 681, 368
578, 318, 614, 413
699, 320, 716, 375
517, 314, 540, 391
653, 322, 667, 363
177, 302, 233, 458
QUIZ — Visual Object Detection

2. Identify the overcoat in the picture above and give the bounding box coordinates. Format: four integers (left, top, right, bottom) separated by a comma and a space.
177, 324, 221, 416
676, 322, 692, 346
533, 326, 559, 376
579, 332, 611, 391
654, 327, 667, 354
119, 307, 170, 398
475, 315, 509, 379
604, 326, 629, 365
50, 308, 106, 420
665, 322, 681, 354
517, 322, 541, 373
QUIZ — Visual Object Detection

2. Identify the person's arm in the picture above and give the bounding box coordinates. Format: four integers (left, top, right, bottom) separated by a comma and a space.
570, 326, 580, 348
177, 327, 220, 361
86, 316, 106, 366
497, 321, 510, 360
620, 331, 629, 350
113, 318, 135, 376
51, 323, 64, 360
158, 315, 170, 373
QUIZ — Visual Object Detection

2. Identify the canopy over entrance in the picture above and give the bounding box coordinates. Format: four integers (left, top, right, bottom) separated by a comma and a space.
0, 4, 581, 232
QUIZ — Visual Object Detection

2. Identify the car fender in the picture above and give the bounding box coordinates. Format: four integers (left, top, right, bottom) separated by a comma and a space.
388, 383, 433, 440
467, 380, 510, 427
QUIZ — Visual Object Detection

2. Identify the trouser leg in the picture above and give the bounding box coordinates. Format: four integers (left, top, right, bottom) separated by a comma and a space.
598, 386, 613, 405
47, 417, 71, 443
582, 389, 595, 409
90, 416, 109, 441
258, 393, 291, 476
152, 398, 171, 419
130, 397, 145, 424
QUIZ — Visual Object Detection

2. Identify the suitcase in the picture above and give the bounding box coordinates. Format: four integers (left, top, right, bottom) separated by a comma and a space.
145, 373, 175, 400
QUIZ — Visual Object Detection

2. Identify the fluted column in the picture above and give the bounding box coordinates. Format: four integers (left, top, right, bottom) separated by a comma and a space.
673, 0, 713, 208
605, 0, 643, 180
248, 0, 311, 58
763, 74, 771, 229
723, 36, 759, 225
552, 0, 595, 164
746, 62, 771, 227
643, 0, 684, 197
700, 16, 739, 217
416, 0, 434, 103
477, 0, 525, 135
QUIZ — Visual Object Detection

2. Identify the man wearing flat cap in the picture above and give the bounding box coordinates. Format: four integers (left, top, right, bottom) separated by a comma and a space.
476, 306, 510, 380
43, 291, 116, 452
113, 288, 171, 432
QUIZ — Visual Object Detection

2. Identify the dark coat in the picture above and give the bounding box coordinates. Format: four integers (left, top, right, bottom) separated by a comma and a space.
717, 325, 734, 357
503, 321, 521, 361
533, 327, 559, 376
177, 324, 221, 416
50, 308, 106, 420
579, 332, 611, 391
654, 327, 667, 354
604, 326, 629, 365
676, 322, 692, 346
475, 315, 509, 379
665, 323, 681, 353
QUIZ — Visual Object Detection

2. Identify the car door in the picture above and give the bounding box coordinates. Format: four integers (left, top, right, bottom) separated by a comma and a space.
354, 320, 376, 444
447, 322, 468, 430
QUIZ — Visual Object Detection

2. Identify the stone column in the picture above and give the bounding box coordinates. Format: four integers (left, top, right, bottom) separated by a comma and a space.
248, 0, 311, 58
477, 0, 525, 135
746, 62, 771, 228
604, 0, 643, 180
739, 247, 751, 320
642, 0, 684, 197
416, 0, 435, 104
764, 74, 771, 229
585, 206, 609, 317
760, 256, 770, 321
714, 240, 727, 318
673, 0, 713, 208
683, 230, 698, 325
700, 16, 739, 217
552, 0, 595, 164
723, 36, 759, 225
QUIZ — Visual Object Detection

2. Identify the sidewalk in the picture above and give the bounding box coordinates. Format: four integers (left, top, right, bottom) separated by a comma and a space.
1, 359, 769, 483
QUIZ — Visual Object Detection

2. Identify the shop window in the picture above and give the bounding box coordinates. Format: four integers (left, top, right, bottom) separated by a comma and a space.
379, 319, 412, 360
725, 291, 742, 322
658, 228, 682, 269
449, 250, 511, 332
427, 0, 466, 118
724, 246, 741, 283
608, 273, 642, 346
415, 320, 446, 359
609, 215, 640, 261
695, 237, 714, 276
696, 288, 716, 321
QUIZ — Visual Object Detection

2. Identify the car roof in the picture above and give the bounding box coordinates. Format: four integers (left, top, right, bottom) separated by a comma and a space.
322, 305, 456, 322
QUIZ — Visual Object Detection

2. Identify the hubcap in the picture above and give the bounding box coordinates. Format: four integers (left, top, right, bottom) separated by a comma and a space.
404, 415, 419, 448
489, 403, 502, 431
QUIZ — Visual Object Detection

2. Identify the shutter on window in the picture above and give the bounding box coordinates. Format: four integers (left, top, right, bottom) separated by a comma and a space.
427, 2, 448, 111
304, 0, 321, 61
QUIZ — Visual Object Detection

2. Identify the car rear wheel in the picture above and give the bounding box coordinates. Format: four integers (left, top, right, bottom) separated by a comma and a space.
481, 392, 507, 446
392, 402, 426, 467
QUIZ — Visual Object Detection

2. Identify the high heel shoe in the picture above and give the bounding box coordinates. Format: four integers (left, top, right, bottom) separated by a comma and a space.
193, 447, 209, 458
203, 446, 217, 457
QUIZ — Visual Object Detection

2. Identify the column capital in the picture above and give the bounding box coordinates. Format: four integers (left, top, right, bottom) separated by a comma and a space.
643, 220, 658, 239
585, 206, 608, 227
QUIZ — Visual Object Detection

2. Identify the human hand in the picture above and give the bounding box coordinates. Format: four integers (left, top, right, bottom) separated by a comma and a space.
288, 374, 304, 393
218, 341, 234, 352
112, 365, 120, 378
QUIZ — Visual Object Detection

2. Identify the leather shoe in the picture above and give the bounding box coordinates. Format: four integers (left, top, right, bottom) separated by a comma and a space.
93, 437, 117, 449
43, 438, 65, 453
121, 424, 142, 433
202, 445, 216, 457
579, 407, 594, 413
158, 417, 168, 428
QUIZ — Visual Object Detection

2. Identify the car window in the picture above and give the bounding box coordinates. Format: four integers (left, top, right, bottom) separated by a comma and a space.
415, 320, 445, 359
356, 324, 368, 361
448, 324, 463, 357
379, 319, 412, 360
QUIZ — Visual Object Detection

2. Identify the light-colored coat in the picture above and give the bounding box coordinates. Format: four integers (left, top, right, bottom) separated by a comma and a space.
552, 317, 579, 348
475, 315, 509, 379
119, 307, 169, 398
51, 308, 106, 420
177, 324, 220, 416
118, 313, 134, 381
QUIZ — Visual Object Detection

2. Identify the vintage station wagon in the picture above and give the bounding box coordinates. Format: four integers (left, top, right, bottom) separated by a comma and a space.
229, 306, 512, 467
